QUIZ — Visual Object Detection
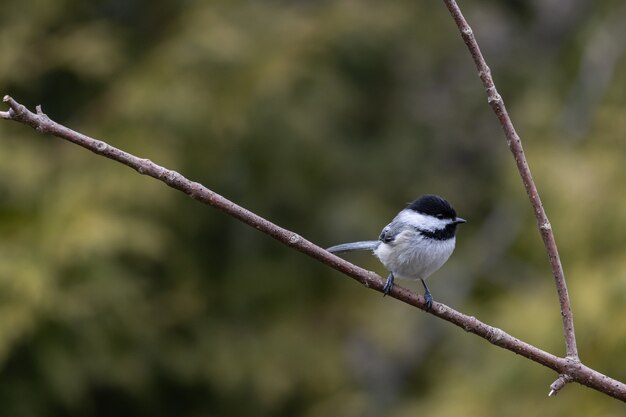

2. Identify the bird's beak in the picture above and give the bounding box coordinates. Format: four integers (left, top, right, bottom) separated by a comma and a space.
454, 217, 466, 224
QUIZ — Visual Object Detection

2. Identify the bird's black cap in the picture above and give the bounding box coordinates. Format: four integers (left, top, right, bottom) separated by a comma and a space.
407, 194, 457, 220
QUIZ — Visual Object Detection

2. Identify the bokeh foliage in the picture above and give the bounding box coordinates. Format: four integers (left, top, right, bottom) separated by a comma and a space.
1, 1, 625, 416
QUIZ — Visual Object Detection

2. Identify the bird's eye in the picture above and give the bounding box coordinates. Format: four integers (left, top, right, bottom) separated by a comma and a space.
435, 214, 444, 219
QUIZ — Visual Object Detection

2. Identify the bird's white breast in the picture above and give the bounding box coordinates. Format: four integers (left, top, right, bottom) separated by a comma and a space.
373, 228, 456, 281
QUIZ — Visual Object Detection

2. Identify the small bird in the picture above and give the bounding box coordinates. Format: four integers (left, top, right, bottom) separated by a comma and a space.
327, 195, 465, 309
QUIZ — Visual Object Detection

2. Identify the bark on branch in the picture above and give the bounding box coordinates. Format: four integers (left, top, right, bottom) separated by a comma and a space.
1, 95, 625, 400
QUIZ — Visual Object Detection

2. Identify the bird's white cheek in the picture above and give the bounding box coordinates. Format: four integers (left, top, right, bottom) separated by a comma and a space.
395, 209, 450, 231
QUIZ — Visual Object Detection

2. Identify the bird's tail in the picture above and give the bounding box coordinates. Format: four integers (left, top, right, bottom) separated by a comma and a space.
326, 240, 379, 254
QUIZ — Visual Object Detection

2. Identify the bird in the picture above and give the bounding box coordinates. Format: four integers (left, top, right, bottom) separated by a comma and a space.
327, 195, 465, 309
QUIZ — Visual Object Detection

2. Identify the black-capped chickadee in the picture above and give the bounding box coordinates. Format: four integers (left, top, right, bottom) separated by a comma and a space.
327, 195, 465, 309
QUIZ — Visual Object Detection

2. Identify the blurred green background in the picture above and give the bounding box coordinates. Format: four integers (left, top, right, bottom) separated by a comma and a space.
1, 0, 625, 415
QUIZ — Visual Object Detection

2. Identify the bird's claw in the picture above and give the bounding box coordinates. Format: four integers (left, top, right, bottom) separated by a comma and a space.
423, 289, 433, 311
421, 278, 433, 311
382, 273, 395, 297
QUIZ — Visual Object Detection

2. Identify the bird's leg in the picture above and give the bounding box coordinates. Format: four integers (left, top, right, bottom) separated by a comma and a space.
420, 278, 433, 310
382, 272, 395, 296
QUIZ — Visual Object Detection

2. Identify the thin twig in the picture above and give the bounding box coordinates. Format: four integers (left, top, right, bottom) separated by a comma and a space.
442, 0, 579, 390
549, 374, 574, 397
1, 95, 624, 400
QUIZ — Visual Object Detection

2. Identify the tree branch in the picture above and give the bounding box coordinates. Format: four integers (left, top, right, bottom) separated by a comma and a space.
442, 0, 579, 393
1, 95, 625, 400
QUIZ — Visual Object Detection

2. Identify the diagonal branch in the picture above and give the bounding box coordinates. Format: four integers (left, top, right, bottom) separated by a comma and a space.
442, 0, 579, 392
1, 95, 625, 400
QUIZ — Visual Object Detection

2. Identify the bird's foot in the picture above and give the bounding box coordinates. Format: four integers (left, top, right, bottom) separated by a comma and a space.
382, 273, 395, 297
421, 278, 433, 311
423, 288, 433, 311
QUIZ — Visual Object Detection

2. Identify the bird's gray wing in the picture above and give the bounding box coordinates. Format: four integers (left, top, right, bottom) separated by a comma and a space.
379, 221, 405, 245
